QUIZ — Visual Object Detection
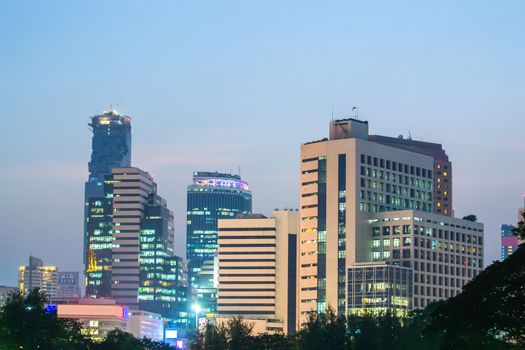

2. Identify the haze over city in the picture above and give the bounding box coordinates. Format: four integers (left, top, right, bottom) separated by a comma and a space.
1, 0, 524, 289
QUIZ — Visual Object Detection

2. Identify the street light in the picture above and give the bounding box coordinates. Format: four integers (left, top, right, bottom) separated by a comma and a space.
191, 303, 202, 331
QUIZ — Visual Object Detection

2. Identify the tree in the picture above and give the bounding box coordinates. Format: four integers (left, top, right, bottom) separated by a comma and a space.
251, 332, 297, 350
225, 317, 254, 350
398, 309, 439, 350
94, 329, 144, 350
0, 288, 92, 350
188, 322, 228, 350
298, 307, 348, 350
462, 214, 477, 222
512, 211, 525, 240
425, 245, 525, 348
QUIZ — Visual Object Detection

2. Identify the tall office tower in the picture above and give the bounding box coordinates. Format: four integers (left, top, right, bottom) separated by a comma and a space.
216, 210, 298, 334
186, 171, 252, 316
86, 167, 188, 324
501, 224, 518, 260
84, 109, 132, 296
57, 272, 81, 298
18, 256, 59, 298
298, 118, 483, 325
368, 135, 453, 216
139, 192, 189, 327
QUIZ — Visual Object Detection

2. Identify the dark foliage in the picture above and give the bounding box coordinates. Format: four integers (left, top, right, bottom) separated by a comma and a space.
426, 245, 525, 349
0, 289, 175, 350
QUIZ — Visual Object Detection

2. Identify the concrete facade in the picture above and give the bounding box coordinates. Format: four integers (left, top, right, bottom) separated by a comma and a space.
298, 118, 483, 325
217, 210, 298, 334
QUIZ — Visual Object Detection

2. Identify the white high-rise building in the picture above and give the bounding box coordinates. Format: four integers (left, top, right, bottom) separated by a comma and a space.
298, 118, 483, 326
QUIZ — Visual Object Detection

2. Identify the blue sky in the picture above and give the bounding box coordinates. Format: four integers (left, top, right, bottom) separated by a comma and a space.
1, 1, 524, 286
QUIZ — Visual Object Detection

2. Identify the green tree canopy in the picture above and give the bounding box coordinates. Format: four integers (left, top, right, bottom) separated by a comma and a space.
426, 245, 525, 349
0, 288, 91, 350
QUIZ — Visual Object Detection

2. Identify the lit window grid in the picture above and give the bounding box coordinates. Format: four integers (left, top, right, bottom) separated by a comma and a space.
369, 219, 483, 309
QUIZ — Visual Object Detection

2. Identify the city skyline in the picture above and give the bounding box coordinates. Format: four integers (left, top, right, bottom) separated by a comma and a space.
2, 1, 525, 287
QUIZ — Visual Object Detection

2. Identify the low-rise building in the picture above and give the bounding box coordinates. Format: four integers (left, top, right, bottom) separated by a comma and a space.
54, 298, 163, 341
347, 262, 412, 315
128, 310, 164, 341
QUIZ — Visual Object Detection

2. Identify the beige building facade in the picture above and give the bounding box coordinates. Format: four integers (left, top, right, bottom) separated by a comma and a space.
110, 167, 155, 307
298, 118, 483, 325
368, 210, 483, 309
216, 210, 298, 334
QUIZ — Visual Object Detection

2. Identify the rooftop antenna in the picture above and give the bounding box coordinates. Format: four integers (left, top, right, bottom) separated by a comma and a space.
331, 106, 334, 121
238, 166, 241, 177
352, 106, 359, 119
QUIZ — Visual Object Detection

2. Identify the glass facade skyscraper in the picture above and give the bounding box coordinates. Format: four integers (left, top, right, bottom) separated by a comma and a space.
84, 109, 132, 297
139, 193, 189, 327
186, 171, 252, 315
86, 167, 189, 325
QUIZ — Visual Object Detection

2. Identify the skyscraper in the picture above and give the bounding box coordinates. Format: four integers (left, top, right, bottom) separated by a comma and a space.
186, 172, 252, 316
298, 118, 483, 325
139, 190, 189, 327
18, 256, 59, 298
85, 167, 188, 325
84, 109, 132, 297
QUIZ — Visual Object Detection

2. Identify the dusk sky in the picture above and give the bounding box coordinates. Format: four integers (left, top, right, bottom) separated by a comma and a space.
1, 1, 524, 286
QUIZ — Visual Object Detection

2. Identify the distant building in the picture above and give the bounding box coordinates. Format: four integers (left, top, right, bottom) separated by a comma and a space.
186, 171, 252, 316
0, 286, 17, 305
84, 109, 132, 298
54, 298, 163, 341
18, 256, 58, 298
128, 310, 164, 341
216, 210, 298, 334
58, 272, 81, 298
501, 224, 518, 260
85, 167, 188, 326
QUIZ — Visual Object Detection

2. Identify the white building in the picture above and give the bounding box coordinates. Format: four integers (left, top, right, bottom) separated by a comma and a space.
298, 118, 484, 326
216, 210, 298, 334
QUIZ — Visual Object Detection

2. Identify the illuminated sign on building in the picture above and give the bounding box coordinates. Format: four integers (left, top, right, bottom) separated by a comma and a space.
165, 329, 178, 339
194, 178, 249, 191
